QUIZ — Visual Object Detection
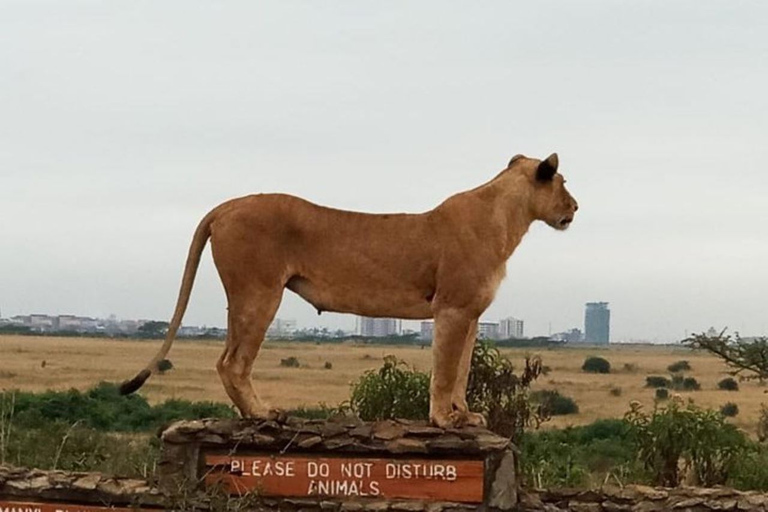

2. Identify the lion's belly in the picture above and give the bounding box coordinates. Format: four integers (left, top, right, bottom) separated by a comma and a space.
285, 275, 434, 319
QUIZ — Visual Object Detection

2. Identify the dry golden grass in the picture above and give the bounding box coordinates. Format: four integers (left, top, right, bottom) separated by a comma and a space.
0, 335, 764, 435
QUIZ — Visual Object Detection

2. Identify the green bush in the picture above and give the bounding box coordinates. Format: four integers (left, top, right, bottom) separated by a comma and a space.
670, 374, 701, 391
718, 377, 739, 391
655, 388, 669, 400
531, 390, 579, 416
519, 419, 639, 488
1, 383, 235, 433
667, 360, 691, 373
582, 356, 611, 374
349, 356, 430, 421
324, 361, 333, 370
646, 376, 671, 388
280, 357, 301, 368
349, 341, 545, 440
465, 341, 544, 439
626, 399, 747, 487
157, 359, 174, 374
720, 402, 739, 417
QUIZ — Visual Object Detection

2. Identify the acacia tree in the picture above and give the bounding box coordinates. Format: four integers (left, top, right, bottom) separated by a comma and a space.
684, 330, 768, 380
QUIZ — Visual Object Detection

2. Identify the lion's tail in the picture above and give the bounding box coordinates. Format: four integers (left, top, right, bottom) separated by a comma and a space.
119, 209, 216, 395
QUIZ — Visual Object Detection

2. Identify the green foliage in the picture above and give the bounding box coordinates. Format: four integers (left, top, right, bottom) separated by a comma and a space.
2, 424, 158, 478
0, 383, 234, 433
718, 377, 739, 391
582, 356, 611, 374
685, 330, 768, 381
137, 320, 169, 339
280, 356, 301, 368
667, 360, 691, 373
157, 358, 174, 373
520, 419, 640, 488
465, 341, 544, 439
646, 376, 671, 388
670, 374, 701, 391
349, 341, 544, 440
729, 444, 768, 491
349, 356, 430, 421
531, 390, 579, 416
720, 402, 739, 417
625, 398, 747, 487
655, 388, 669, 400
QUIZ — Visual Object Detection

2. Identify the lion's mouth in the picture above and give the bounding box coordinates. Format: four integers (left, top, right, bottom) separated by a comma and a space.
558, 216, 573, 228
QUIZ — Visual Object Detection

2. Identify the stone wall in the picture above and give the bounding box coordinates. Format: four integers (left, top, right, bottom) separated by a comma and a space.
3, 465, 768, 511
520, 486, 768, 511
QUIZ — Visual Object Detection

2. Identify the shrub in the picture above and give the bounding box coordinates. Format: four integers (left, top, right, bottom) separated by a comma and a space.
349, 341, 546, 440
157, 359, 173, 374
718, 377, 739, 391
655, 388, 669, 400
349, 356, 430, 421
0, 383, 235, 433
720, 403, 739, 417
681, 376, 701, 391
324, 361, 333, 370
466, 341, 545, 439
626, 399, 747, 487
609, 387, 622, 397
280, 357, 300, 368
667, 360, 691, 373
646, 376, 671, 388
531, 390, 579, 416
582, 356, 611, 374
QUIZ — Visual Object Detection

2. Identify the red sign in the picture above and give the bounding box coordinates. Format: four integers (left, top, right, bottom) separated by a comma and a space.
0, 501, 140, 512
205, 454, 484, 503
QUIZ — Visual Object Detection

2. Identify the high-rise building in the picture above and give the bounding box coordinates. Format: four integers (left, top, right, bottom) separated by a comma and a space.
477, 322, 500, 340
499, 317, 524, 339
584, 302, 610, 344
357, 317, 402, 337
420, 321, 434, 341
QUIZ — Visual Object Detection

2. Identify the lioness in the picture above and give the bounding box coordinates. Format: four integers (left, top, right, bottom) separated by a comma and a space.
121, 153, 577, 428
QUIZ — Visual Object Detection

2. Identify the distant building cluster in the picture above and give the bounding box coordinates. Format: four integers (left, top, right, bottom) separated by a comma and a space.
267, 318, 298, 338
0, 313, 226, 338
356, 317, 402, 337
418, 317, 525, 341
0, 313, 143, 335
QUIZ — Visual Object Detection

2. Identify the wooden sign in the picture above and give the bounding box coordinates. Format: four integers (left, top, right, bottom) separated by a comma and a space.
0, 501, 140, 512
205, 454, 484, 503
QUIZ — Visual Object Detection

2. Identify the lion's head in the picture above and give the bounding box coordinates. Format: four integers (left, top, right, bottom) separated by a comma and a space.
509, 153, 578, 230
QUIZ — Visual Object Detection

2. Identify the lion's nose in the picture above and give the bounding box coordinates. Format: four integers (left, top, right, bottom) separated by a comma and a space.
573, 202, 579, 212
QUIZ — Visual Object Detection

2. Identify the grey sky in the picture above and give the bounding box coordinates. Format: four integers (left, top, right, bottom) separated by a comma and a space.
1, 1, 766, 342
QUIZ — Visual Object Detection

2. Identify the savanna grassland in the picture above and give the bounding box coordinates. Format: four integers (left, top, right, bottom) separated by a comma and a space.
0, 335, 763, 435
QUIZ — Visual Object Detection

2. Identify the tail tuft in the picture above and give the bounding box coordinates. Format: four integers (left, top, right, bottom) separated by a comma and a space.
119, 369, 152, 395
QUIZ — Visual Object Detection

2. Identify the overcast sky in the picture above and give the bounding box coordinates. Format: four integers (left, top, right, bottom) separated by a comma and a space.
2, 1, 767, 342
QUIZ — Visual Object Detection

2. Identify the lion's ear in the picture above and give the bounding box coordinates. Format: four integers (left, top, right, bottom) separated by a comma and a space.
508, 154, 525, 168
535, 153, 559, 182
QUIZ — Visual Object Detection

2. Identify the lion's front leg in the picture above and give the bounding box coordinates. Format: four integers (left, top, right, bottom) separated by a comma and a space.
430, 308, 478, 428
450, 320, 487, 427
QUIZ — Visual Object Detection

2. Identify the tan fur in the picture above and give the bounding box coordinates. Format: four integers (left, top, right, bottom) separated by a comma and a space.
120, 153, 578, 427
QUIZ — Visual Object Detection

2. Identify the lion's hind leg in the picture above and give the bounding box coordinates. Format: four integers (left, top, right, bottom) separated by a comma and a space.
217, 286, 283, 419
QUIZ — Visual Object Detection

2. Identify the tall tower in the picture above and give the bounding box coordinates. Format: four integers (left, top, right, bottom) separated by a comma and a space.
584, 302, 610, 344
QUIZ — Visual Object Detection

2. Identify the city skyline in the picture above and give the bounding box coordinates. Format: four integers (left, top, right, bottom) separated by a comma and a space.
2, 3, 766, 343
